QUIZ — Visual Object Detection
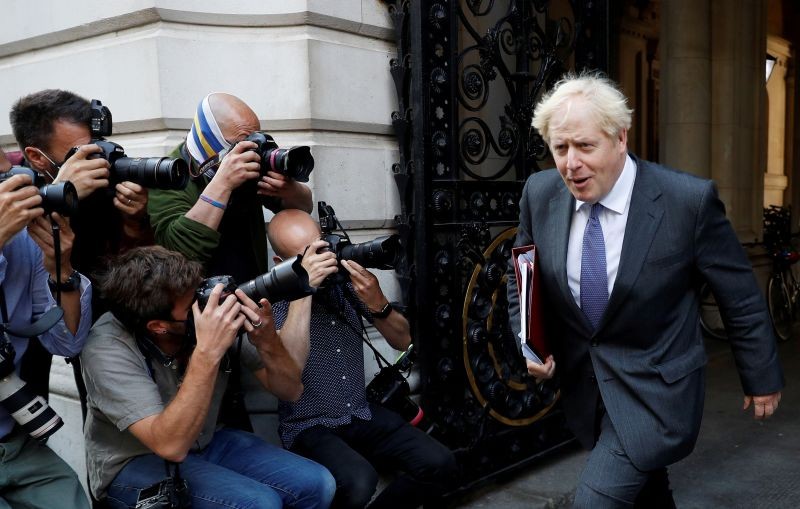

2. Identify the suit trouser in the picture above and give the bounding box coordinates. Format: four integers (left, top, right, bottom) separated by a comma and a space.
573, 412, 676, 509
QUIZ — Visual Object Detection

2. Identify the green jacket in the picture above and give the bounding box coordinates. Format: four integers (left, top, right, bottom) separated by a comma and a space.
148, 144, 279, 281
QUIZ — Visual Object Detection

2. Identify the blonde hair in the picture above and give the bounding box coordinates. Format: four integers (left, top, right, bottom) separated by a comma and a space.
532, 72, 632, 144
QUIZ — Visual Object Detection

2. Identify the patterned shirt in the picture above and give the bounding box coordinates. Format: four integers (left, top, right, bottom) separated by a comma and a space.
273, 283, 374, 448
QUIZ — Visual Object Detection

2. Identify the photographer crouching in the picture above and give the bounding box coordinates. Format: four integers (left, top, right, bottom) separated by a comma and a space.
0, 168, 92, 507
268, 209, 457, 509
79, 246, 335, 508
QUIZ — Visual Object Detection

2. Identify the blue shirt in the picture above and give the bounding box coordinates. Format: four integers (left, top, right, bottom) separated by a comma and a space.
273, 283, 373, 449
0, 229, 92, 438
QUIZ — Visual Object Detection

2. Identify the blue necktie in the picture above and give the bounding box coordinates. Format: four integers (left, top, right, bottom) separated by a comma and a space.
581, 203, 608, 329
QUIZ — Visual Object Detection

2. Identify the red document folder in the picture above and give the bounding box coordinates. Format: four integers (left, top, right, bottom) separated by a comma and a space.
511, 244, 550, 360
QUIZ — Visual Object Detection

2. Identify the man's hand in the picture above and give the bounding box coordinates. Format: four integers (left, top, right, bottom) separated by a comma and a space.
28, 213, 75, 280
0, 173, 43, 247
113, 181, 148, 219
191, 283, 244, 363
743, 392, 781, 420
300, 239, 339, 288
211, 141, 261, 193
235, 289, 280, 351
54, 144, 110, 199
527, 355, 556, 381
257, 171, 312, 211
341, 259, 386, 312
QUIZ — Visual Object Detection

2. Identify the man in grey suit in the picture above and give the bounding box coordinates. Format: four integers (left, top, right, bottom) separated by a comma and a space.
508, 73, 784, 508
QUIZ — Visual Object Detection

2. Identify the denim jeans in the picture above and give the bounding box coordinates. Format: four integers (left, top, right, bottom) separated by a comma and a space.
106, 428, 335, 509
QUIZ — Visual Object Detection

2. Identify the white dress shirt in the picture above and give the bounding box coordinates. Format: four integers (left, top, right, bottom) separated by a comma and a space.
566, 154, 637, 307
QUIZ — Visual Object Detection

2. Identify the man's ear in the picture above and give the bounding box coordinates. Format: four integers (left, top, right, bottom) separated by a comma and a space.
617, 128, 628, 153
145, 319, 168, 336
23, 146, 48, 172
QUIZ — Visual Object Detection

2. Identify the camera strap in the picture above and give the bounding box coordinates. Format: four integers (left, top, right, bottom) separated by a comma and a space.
319, 286, 392, 369
0, 285, 65, 339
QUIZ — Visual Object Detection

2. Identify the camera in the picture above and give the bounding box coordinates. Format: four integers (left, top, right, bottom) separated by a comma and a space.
190, 256, 314, 341
0, 166, 78, 216
194, 255, 314, 310
66, 99, 189, 190
64, 139, 189, 191
135, 476, 190, 509
243, 131, 314, 183
317, 201, 402, 281
195, 255, 314, 308
366, 346, 426, 427
0, 337, 63, 441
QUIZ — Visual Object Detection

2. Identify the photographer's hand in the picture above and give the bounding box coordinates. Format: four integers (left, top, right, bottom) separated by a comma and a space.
113, 181, 148, 219
342, 259, 411, 351
0, 173, 43, 248
257, 171, 313, 212
28, 212, 81, 334
301, 239, 339, 288
207, 141, 261, 194
191, 283, 245, 363
55, 144, 110, 199
341, 260, 386, 311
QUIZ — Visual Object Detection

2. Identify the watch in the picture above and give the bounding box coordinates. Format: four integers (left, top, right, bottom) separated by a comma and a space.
48, 270, 81, 293
371, 302, 393, 319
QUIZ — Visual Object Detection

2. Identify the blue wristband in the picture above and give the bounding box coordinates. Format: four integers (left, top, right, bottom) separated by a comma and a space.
200, 194, 227, 210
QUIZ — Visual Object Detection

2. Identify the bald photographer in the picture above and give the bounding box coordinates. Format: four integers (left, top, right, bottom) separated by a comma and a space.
268, 209, 457, 509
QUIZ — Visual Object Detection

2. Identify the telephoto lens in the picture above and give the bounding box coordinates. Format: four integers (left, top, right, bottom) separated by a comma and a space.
90, 139, 189, 190
238, 256, 314, 303
0, 341, 63, 441
112, 156, 189, 190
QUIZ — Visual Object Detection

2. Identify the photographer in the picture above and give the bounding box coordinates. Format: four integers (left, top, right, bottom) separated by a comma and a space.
268, 210, 457, 509
10, 89, 152, 316
0, 170, 92, 508
79, 245, 335, 508
148, 93, 312, 285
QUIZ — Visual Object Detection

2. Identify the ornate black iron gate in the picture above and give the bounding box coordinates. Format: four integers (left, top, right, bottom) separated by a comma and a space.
383, 0, 610, 491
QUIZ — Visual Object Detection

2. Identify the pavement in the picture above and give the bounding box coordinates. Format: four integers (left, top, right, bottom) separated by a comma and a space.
448, 336, 800, 508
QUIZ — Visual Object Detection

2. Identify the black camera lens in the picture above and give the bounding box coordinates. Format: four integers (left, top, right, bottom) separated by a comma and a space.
112, 157, 189, 190
0, 167, 77, 217
238, 256, 313, 303
243, 132, 314, 183
338, 234, 402, 270
262, 146, 314, 183
39, 182, 78, 217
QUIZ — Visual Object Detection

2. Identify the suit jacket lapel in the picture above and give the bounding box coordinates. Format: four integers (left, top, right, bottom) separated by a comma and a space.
599, 157, 663, 331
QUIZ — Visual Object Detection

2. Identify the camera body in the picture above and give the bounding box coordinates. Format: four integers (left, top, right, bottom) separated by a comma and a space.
243, 131, 314, 183
0, 336, 63, 441
317, 201, 402, 284
0, 166, 78, 216
365, 347, 425, 427
65, 99, 188, 191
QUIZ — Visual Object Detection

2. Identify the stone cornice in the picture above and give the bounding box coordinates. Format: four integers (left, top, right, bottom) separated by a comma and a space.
0, 4, 393, 58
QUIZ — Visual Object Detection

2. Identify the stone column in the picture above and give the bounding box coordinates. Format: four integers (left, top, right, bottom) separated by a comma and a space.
764, 36, 792, 207
709, 0, 765, 238
659, 0, 710, 177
